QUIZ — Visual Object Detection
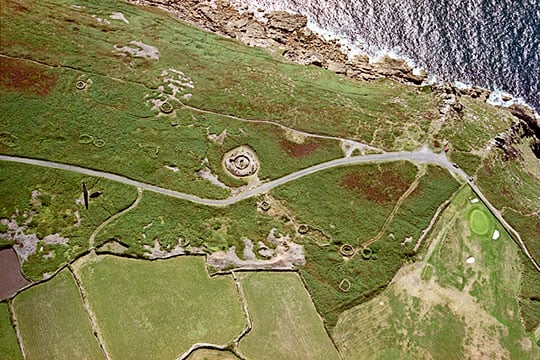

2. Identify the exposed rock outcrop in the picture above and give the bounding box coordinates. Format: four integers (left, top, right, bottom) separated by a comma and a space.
129, 0, 540, 156
127, 0, 426, 84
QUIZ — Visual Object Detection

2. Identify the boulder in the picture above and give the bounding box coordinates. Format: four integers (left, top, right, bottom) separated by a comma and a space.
327, 61, 347, 74
266, 11, 307, 32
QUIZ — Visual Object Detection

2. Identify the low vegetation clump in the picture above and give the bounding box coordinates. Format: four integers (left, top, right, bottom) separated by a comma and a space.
78, 255, 245, 360
13, 269, 104, 360
95, 191, 293, 257
272, 161, 418, 245
382, 165, 461, 252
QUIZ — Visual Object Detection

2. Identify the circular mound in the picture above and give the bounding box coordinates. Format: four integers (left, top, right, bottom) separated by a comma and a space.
223, 146, 259, 177
75, 80, 86, 90
339, 279, 351, 292
159, 102, 173, 114
339, 244, 355, 257
93, 138, 106, 148
260, 201, 270, 211
361, 247, 372, 260
470, 209, 490, 235
297, 224, 309, 234
78, 134, 93, 144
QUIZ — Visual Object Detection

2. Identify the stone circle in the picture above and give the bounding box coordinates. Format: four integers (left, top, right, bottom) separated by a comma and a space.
339, 279, 352, 292
260, 201, 271, 211
223, 146, 259, 177
75, 80, 86, 90
298, 224, 309, 234
159, 101, 173, 114
339, 244, 355, 257
361, 247, 372, 260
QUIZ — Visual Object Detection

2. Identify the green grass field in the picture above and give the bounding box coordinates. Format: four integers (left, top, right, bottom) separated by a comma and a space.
77, 255, 245, 360
186, 349, 241, 360
332, 187, 540, 359
12, 269, 104, 360
476, 145, 540, 265
0, 302, 22, 360
0, 162, 137, 280
273, 163, 459, 328
238, 272, 339, 360
0, 0, 440, 153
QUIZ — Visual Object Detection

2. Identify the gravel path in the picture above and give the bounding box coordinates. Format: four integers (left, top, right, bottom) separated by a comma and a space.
1, 146, 538, 272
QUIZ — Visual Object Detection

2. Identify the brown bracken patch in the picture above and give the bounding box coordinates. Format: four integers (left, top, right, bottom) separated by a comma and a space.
279, 138, 322, 158
340, 167, 411, 204
0, 57, 57, 96
0, 248, 30, 299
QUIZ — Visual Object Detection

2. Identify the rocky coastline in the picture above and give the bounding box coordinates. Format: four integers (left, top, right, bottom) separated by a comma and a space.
128, 0, 539, 158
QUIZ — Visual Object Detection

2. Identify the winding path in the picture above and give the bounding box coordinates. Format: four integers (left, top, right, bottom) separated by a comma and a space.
1, 149, 538, 272
0, 149, 451, 206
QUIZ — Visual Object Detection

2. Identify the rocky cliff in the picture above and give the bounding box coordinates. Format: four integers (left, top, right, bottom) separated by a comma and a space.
128, 0, 540, 158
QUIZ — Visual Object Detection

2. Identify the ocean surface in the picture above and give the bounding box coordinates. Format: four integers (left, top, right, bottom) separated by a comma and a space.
233, 0, 540, 112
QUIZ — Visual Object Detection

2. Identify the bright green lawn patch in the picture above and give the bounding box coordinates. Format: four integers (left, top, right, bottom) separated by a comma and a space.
469, 209, 490, 235
238, 272, 339, 360
0, 162, 137, 280
13, 269, 104, 360
78, 255, 245, 360
0, 302, 22, 360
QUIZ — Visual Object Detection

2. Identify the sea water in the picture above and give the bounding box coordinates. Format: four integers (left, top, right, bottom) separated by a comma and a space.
233, 0, 540, 112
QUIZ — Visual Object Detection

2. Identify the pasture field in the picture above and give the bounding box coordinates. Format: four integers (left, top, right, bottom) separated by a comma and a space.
333, 187, 539, 359
12, 269, 104, 360
238, 272, 339, 360
77, 255, 245, 360
272, 163, 459, 328
272, 161, 419, 245
0, 302, 22, 360
0, 162, 137, 280
186, 349, 241, 360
